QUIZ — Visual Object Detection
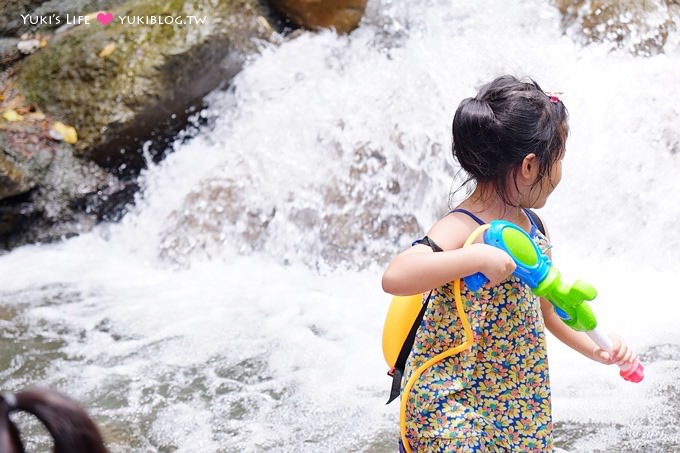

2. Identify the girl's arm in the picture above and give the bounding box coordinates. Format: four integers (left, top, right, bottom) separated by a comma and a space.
541, 300, 636, 365
382, 244, 514, 296
537, 216, 636, 365
382, 214, 516, 296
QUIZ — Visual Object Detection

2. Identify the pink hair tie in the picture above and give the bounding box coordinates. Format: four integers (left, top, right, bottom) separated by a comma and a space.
546, 91, 563, 104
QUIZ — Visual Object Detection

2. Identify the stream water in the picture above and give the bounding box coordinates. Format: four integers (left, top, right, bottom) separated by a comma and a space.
1, 0, 679, 451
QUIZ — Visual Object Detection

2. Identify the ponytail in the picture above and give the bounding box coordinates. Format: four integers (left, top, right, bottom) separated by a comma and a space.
452, 96, 504, 180
0, 388, 108, 453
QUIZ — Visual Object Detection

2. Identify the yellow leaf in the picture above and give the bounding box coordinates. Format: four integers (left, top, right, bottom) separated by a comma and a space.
99, 42, 116, 58
2, 110, 23, 121
50, 121, 78, 144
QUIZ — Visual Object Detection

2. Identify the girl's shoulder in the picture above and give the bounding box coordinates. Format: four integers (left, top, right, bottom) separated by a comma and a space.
425, 210, 486, 252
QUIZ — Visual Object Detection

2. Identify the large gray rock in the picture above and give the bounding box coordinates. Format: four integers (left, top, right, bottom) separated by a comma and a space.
0, 124, 54, 200
0, 123, 117, 241
14, 0, 274, 171
0, 0, 277, 247
0, 0, 45, 36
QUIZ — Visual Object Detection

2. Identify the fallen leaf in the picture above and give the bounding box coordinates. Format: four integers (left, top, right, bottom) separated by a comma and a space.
99, 42, 116, 58
49, 121, 78, 144
2, 110, 23, 121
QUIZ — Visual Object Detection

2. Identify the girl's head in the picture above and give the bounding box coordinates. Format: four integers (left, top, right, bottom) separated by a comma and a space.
452, 75, 569, 207
0, 387, 108, 453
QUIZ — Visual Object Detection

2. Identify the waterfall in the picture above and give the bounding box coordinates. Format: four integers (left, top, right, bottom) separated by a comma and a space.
1, 1, 679, 451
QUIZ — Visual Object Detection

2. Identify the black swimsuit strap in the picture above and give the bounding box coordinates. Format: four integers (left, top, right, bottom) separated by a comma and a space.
451, 208, 544, 236
448, 208, 486, 225
523, 208, 545, 235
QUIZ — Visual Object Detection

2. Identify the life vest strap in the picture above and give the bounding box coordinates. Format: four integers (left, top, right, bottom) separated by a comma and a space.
386, 368, 403, 404
385, 290, 433, 405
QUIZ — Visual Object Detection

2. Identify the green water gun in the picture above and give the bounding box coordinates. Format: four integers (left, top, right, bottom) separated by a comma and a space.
464, 220, 644, 383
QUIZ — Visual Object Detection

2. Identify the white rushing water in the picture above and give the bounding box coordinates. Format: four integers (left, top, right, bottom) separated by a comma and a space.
1, 0, 680, 451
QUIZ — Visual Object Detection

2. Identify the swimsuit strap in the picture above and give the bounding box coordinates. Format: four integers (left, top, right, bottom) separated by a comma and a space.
523, 208, 536, 235
522, 208, 542, 236
449, 208, 485, 225
452, 208, 543, 236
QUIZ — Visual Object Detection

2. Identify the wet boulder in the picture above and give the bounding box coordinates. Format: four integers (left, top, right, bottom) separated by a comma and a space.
554, 0, 680, 56
0, 121, 117, 243
269, 0, 367, 34
0, 122, 54, 200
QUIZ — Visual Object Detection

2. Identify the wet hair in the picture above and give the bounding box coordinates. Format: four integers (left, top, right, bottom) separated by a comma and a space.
451, 74, 569, 205
0, 387, 108, 453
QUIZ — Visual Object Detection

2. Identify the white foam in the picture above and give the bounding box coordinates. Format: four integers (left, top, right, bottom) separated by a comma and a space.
1, 0, 679, 451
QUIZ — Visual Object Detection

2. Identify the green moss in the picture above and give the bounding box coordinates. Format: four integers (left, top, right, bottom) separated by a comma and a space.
14, 0, 265, 152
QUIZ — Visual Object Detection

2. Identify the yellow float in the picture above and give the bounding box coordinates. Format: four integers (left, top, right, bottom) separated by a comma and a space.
381, 293, 424, 370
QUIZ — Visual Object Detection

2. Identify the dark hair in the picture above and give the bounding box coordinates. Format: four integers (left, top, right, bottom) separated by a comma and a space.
451, 74, 569, 205
0, 388, 108, 453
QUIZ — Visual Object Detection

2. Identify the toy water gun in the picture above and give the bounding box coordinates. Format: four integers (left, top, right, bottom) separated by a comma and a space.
463, 220, 644, 383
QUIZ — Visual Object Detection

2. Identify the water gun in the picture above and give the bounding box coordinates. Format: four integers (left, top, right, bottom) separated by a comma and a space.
463, 220, 644, 383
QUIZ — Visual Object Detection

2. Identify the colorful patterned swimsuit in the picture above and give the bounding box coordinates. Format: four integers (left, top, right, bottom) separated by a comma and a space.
402, 209, 553, 452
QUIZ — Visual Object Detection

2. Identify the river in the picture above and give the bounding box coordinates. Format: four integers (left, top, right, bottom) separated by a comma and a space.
1, 0, 679, 451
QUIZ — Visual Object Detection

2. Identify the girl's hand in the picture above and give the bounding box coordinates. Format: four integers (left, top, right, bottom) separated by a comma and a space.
470, 243, 516, 287
592, 333, 637, 366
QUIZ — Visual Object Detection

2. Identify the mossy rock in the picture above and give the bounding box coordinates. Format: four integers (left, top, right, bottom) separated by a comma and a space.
14, 0, 273, 171
0, 0, 129, 36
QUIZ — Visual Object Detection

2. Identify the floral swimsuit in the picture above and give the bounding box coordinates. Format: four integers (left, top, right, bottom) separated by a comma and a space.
402, 209, 553, 452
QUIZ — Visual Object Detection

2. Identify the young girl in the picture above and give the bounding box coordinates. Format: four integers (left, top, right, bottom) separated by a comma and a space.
382, 75, 637, 452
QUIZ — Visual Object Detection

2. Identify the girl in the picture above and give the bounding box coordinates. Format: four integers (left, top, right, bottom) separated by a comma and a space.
0, 387, 108, 453
382, 75, 637, 452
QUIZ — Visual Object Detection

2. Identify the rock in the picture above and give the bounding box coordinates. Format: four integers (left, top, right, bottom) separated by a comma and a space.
16, 38, 41, 54
13, 0, 275, 173
158, 176, 276, 266
0, 0, 45, 36
0, 124, 55, 199
0, 123, 119, 244
269, 0, 367, 34
0, 38, 23, 69
0, 0, 283, 249
555, 0, 680, 56
157, 141, 423, 269
0, 0, 129, 36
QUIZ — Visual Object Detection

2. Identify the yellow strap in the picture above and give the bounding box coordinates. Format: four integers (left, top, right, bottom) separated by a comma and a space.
399, 223, 490, 453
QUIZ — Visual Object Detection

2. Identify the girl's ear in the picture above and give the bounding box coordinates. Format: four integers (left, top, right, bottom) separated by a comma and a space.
520, 153, 539, 182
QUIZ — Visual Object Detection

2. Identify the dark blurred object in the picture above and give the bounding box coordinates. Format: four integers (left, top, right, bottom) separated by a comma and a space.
0, 387, 108, 453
